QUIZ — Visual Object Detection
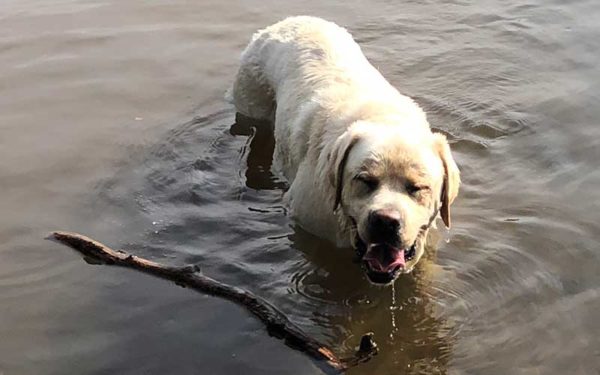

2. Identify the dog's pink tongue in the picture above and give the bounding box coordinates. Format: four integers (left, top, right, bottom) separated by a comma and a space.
364, 245, 405, 273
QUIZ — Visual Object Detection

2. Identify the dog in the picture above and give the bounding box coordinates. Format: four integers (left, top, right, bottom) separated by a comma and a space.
228, 16, 460, 285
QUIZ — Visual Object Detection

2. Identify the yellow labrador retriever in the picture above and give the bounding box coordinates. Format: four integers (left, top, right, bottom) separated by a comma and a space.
228, 16, 460, 284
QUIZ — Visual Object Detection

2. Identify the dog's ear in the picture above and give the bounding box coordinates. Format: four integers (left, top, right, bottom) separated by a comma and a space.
433, 133, 460, 228
327, 131, 360, 211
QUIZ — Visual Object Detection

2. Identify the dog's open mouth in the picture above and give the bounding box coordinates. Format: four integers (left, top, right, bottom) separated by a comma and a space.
355, 237, 416, 285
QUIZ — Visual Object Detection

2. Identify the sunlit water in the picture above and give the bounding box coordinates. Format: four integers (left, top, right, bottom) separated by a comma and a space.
1, 1, 599, 374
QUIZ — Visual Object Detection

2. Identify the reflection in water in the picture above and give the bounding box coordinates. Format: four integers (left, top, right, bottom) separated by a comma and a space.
232, 112, 454, 374
230, 113, 287, 192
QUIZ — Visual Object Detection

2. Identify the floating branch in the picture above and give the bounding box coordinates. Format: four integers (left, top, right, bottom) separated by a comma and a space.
50, 231, 377, 374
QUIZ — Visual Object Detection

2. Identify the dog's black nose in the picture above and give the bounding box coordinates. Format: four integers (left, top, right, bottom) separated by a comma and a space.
368, 209, 401, 242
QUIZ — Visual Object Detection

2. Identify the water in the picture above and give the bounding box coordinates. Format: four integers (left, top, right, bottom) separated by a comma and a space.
1, 1, 599, 374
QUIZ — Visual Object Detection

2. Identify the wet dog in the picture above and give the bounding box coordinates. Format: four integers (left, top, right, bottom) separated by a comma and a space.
228, 16, 460, 284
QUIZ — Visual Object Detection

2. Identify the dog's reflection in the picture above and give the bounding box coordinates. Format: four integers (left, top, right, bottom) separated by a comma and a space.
230, 113, 453, 374
230, 112, 286, 191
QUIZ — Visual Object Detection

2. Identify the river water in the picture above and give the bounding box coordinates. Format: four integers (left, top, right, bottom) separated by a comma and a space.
1, 1, 599, 374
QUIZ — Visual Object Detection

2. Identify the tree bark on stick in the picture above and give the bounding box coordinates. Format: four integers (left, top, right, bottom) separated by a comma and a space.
50, 231, 377, 374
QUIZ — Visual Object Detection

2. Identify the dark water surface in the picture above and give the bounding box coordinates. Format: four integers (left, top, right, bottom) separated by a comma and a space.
1, 1, 599, 374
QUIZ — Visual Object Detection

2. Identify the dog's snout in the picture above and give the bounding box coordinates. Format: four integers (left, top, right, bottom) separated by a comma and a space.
368, 209, 401, 242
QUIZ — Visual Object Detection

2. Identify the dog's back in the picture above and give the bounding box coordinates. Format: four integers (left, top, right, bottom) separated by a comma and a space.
228, 16, 411, 176
229, 16, 387, 121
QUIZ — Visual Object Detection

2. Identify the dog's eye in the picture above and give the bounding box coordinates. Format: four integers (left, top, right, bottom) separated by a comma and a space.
354, 174, 379, 191
406, 183, 430, 196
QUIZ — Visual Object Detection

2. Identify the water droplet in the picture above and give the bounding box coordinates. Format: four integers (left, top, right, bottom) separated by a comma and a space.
390, 282, 398, 335
408, 296, 421, 304
357, 296, 371, 305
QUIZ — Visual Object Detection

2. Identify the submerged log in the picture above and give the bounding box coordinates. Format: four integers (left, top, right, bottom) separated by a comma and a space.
50, 231, 377, 374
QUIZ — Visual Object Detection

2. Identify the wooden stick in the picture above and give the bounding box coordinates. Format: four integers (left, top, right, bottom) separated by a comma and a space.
50, 231, 377, 374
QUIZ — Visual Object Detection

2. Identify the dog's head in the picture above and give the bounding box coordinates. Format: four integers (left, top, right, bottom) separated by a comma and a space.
327, 121, 460, 285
